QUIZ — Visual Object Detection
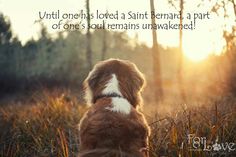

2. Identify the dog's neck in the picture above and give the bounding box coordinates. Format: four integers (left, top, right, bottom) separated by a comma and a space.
93, 92, 123, 104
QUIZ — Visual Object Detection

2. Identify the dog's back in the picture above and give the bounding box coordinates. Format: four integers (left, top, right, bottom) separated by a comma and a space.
79, 98, 149, 155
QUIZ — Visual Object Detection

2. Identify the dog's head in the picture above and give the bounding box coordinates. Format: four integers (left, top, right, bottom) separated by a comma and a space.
83, 58, 145, 108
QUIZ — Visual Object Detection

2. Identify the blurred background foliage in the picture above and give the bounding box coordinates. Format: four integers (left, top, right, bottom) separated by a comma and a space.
0, 11, 236, 104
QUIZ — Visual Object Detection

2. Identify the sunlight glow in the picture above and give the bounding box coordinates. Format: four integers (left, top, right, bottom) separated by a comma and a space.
183, 48, 211, 61
0, 0, 232, 56
182, 37, 225, 61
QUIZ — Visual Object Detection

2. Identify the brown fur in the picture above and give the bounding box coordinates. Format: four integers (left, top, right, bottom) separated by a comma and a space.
79, 59, 150, 157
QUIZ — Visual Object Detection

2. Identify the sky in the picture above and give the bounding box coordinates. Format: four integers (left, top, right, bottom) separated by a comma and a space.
0, 0, 234, 61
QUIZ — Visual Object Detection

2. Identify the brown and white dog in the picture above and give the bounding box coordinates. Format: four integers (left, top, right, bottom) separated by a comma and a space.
78, 59, 150, 157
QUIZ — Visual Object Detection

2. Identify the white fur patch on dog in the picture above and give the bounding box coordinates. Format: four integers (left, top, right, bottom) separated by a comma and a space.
102, 74, 122, 96
106, 97, 131, 114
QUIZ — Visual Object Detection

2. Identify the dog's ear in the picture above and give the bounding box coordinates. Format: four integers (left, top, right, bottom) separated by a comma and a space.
83, 64, 111, 105
85, 71, 98, 90
83, 69, 99, 105
118, 61, 146, 108
84, 61, 107, 90
129, 62, 146, 93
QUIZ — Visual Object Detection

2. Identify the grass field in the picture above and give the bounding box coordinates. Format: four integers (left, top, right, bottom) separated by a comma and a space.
0, 92, 236, 157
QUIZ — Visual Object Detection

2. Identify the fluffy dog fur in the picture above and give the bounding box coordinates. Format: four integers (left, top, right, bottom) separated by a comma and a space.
78, 59, 150, 157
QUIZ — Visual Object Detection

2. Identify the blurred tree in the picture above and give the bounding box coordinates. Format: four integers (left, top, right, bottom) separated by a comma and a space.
0, 13, 24, 94
210, 0, 236, 20
101, 10, 108, 61
34, 24, 54, 78
101, 26, 107, 60
86, 0, 93, 70
150, 0, 164, 102
0, 13, 12, 45
168, 0, 186, 102
22, 39, 38, 78
0, 13, 22, 76
208, 0, 236, 94
224, 27, 236, 94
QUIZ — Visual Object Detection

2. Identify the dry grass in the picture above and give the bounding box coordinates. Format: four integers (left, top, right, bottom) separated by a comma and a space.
148, 98, 236, 157
0, 94, 87, 157
0, 93, 236, 157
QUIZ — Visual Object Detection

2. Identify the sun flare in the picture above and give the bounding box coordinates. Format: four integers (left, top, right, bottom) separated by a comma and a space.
182, 36, 224, 62
183, 43, 212, 61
